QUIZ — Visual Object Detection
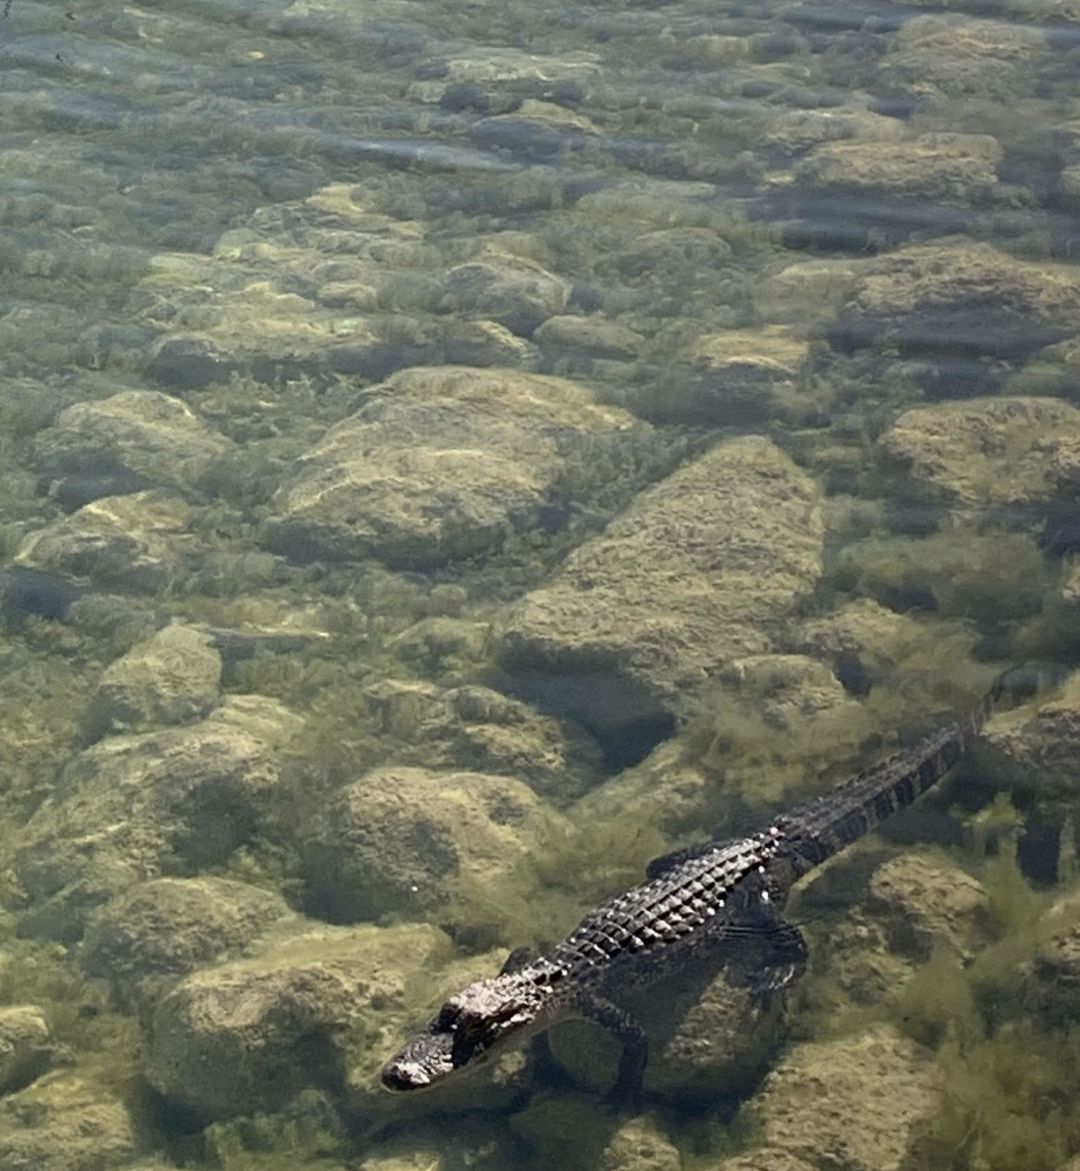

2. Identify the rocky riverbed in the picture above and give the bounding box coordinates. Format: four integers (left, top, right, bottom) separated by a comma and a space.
2, 0, 1080, 1168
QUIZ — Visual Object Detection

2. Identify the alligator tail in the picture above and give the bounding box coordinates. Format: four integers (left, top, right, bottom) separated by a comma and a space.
776, 664, 1060, 876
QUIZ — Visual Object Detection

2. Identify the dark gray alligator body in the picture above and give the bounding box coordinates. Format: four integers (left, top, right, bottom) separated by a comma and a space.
382, 672, 1014, 1100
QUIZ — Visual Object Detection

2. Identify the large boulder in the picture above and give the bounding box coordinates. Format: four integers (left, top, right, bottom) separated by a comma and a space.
0, 1006, 55, 1095
0, 1074, 138, 1171
878, 396, 1080, 527
305, 766, 566, 932
835, 242, 1080, 359
81, 877, 291, 1008
750, 1024, 936, 1171
442, 250, 571, 335
12, 491, 199, 591
33, 389, 232, 498
14, 717, 279, 941
86, 623, 222, 738
264, 365, 643, 568
143, 921, 481, 1119
500, 436, 823, 752
793, 133, 1002, 206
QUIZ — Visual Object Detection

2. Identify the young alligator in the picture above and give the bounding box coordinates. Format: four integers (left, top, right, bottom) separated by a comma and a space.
382, 669, 1021, 1100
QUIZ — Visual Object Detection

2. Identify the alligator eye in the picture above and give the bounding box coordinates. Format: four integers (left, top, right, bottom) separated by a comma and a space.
434, 1005, 459, 1031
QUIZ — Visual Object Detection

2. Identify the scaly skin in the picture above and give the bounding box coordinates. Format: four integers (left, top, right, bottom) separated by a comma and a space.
382, 670, 1018, 1099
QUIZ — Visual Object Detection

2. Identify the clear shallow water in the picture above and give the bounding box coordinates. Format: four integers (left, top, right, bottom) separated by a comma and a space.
1, 0, 1080, 1169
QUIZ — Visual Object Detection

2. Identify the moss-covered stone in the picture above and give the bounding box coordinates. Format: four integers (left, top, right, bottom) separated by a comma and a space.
13, 492, 199, 592
81, 877, 291, 1008
793, 133, 1002, 205
839, 243, 1080, 359
749, 1024, 936, 1171
0, 1074, 138, 1170
305, 766, 568, 935
879, 396, 1080, 525
86, 624, 222, 739
0, 1005, 55, 1095
14, 719, 279, 941
264, 365, 643, 569
143, 921, 461, 1120
500, 437, 823, 748
33, 390, 233, 498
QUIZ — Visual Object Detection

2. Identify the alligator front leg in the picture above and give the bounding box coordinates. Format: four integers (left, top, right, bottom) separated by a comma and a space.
723, 914, 809, 1002
576, 991, 648, 1109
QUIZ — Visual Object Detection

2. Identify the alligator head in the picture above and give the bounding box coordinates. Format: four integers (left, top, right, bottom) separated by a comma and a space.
381, 969, 558, 1091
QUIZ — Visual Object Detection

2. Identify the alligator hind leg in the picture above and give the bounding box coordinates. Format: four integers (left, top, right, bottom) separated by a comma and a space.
576, 991, 648, 1111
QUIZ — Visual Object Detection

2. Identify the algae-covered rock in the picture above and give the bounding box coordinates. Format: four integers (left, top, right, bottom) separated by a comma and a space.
754, 257, 864, 326
763, 107, 906, 156
865, 852, 992, 962
0, 1074, 138, 1170
751, 1024, 936, 1171
500, 437, 823, 749
33, 389, 232, 497
14, 720, 279, 941
86, 623, 222, 738
362, 680, 603, 801
795, 598, 937, 689
407, 45, 601, 107
0, 1005, 55, 1095
793, 133, 1002, 204
12, 491, 198, 592
599, 1118, 682, 1171
264, 365, 642, 569
442, 317, 537, 366
838, 242, 1080, 358
879, 396, 1080, 525
144, 921, 453, 1119
981, 671, 1080, 804
442, 251, 570, 335
535, 315, 644, 363
660, 326, 812, 424
82, 877, 291, 1007
305, 766, 566, 928
1026, 892, 1080, 1027
879, 15, 1047, 106
703, 1152, 815, 1171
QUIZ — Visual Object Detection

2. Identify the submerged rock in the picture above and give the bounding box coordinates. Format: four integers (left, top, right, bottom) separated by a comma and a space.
82, 877, 291, 1008
442, 251, 571, 336
14, 718, 279, 941
33, 389, 233, 498
792, 132, 1002, 205
362, 680, 603, 801
750, 1024, 936, 1171
144, 921, 454, 1119
305, 766, 566, 928
264, 365, 642, 569
836, 242, 1080, 359
0, 1006, 55, 1095
500, 436, 823, 755
86, 623, 222, 738
864, 853, 992, 963
0, 1074, 138, 1171
879, 15, 1047, 107
879, 396, 1080, 529
671, 325, 813, 424
12, 491, 198, 592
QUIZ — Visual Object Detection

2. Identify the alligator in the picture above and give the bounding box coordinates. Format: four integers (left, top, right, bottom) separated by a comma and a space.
381, 668, 1028, 1102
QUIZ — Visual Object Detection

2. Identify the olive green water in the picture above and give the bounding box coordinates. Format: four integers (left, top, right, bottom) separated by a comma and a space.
2, 0, 1080, 1168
